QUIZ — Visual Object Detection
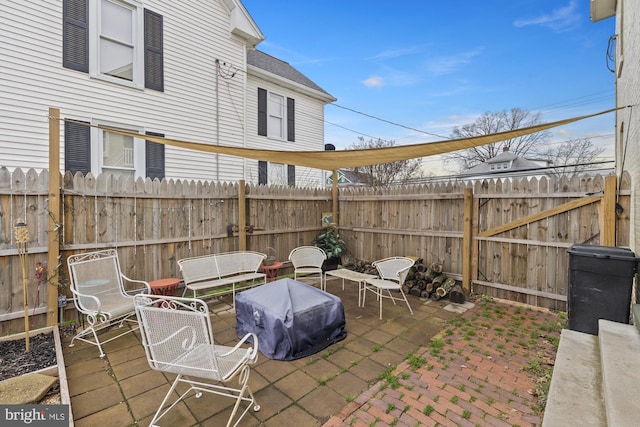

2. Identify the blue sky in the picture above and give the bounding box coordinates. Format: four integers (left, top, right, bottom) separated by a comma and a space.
242, 0, 616, 173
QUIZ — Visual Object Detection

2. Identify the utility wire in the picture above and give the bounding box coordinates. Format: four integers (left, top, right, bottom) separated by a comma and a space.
329, 103, 449, 139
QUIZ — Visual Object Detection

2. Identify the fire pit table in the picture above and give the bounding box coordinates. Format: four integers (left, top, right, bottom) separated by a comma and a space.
235, 278, 346, 360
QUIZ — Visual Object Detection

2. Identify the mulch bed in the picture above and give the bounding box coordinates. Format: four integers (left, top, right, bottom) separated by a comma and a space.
0, 332, 57, 381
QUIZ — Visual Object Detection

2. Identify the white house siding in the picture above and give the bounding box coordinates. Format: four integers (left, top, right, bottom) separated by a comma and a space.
0, 0, 254, 182
245, 73, 328, 188
614, 0, 640, 254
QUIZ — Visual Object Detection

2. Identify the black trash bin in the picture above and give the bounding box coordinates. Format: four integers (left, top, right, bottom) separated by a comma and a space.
567, 244, 639, 335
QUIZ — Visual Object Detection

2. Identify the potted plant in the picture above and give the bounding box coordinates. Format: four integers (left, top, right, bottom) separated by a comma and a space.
312, 223, 346, 271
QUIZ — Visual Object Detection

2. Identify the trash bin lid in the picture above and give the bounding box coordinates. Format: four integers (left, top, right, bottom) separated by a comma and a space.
567, 244, 639, 262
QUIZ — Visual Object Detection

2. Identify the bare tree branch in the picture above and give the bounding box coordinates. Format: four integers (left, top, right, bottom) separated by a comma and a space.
530, 138, 606, 177
443, 108, 551, 171
347, 137, 423, 186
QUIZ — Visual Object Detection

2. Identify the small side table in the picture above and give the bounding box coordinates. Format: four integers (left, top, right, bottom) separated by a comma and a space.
148, 278, 180, 297
260, 261, 283, 283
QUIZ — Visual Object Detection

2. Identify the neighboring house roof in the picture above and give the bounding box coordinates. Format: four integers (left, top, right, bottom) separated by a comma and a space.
326, 169, 368, 187
247, 50, 336, 102
463, 148, 546, 176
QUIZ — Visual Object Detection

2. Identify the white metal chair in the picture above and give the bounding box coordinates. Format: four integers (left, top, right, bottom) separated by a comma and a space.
288, 246, 327, 288
363, 257, 415, 320
134, 294, 260, 427
67, 249, 151, 358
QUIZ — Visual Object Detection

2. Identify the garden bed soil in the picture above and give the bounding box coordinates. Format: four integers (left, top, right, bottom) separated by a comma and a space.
0, 326, 72, 410
0, 332, 56, 381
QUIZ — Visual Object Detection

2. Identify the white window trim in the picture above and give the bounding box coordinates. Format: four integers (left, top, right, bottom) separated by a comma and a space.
91, 119, 145, 178
89, 0, 144, 89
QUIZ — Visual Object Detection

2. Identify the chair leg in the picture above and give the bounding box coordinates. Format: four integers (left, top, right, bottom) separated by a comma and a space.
400, 289, 414, 315
69, 324, 106, 358
385, 289, 398, 305
148, 374, 185, 426
225, 365, 259, 427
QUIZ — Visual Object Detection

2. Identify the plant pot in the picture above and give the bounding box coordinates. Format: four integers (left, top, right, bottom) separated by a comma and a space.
322, 257, 340, 272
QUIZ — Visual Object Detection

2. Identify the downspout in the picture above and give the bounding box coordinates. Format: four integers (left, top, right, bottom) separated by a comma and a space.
215, 59, 220, 182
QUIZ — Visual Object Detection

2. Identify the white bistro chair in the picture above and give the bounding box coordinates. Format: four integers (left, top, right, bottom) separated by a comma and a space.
288, 246, 327, 289
134, 294, 260, 427
363, 257, 415, 320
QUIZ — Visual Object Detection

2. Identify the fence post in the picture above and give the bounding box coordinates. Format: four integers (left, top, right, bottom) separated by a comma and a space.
238, 180, 246, 251
462, 187, 473, 293
332, 170, 338, 225
601, 174, 617, 246
47, 107, 61, 326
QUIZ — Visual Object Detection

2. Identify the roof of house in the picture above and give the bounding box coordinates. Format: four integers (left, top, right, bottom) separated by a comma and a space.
247, 50, 335, 99
464, 148, 543, 175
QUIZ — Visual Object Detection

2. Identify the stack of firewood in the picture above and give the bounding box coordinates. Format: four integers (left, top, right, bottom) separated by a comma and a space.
343, 257, 466, 303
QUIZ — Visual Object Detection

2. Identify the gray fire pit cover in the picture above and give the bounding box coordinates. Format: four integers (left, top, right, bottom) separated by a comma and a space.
235, 278, 346, 360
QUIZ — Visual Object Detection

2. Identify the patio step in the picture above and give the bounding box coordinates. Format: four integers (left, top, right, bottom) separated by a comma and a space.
542, 329, 605, 426
543, 312, 640, 426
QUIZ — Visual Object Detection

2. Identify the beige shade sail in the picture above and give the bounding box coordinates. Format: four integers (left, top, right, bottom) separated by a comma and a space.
66, 107, 617, 171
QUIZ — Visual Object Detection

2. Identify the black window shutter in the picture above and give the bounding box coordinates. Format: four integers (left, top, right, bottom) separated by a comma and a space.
287, 165, 295, 186
287, 97, 295, 142
64, 120, 91, 175
62, 0, 89, 72
144, 9, 164, 91
258, 88, 267, 136
145, 132, 165, 180
258, 161, 267, 185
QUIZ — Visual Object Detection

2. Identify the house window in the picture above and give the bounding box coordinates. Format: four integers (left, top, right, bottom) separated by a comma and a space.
94, 122, 145, 178
503, 162, 510, 169
490, 164, 495, 171
63, 0, 164, 91
258, 161, 295, 186
257, 88, 295, 141
101, 130, 135, 177
268, 163, 287, 185
64, 118, 164, 178
268, 93, 285, 139
99, 0, 135, 81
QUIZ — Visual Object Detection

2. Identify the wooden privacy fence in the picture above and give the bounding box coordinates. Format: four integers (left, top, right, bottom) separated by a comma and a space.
339, 172, 630, 311
0, 166, 630, 333
0, 167, 333, 334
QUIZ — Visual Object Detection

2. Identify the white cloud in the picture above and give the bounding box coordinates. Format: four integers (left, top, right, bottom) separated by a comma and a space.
363, 75, 384, 87
513, 0, 581, 32
425, 48, 483, 76
369, 46, 425, 61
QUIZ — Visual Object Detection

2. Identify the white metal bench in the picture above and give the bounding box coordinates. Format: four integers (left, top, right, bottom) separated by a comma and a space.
178, 251, 267, 306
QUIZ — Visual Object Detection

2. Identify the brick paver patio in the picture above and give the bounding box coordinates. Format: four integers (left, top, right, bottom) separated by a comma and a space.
61, 278, 563, 426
